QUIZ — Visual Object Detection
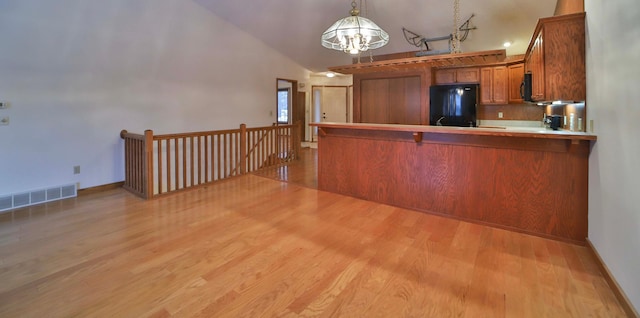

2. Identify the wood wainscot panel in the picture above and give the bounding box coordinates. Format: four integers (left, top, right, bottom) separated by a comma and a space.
317, 127, 590, 243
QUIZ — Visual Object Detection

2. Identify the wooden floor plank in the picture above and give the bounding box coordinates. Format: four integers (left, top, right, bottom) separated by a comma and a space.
0, 148, 628, 317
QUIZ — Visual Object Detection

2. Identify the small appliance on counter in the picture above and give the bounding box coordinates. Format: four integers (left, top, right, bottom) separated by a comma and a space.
546, 115, 563, 130
542, 101, 586, 131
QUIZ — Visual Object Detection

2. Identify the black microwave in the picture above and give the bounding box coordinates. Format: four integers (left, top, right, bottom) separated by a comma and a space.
521, 73, 533, 102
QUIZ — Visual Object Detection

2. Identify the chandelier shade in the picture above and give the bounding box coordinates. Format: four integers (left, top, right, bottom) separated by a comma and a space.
321, 1, 389, 55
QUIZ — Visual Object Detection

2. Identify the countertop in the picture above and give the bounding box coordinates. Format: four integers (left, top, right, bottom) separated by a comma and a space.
310, 122, 597, 141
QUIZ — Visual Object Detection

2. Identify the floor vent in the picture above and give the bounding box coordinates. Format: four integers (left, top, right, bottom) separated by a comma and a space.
0, 184, 77, 213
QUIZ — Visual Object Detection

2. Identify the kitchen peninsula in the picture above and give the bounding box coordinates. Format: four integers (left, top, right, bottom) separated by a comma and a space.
311, 122, 596, 243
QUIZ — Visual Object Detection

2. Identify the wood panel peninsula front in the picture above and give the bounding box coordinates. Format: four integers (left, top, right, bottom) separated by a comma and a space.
310, 122, 597, 243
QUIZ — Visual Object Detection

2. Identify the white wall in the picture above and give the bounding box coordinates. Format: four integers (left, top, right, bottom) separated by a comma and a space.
586, 0, 640, 311
0, 0, 309, 194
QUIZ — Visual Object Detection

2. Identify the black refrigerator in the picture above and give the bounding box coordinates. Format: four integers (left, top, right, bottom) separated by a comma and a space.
429, 84, 478, 127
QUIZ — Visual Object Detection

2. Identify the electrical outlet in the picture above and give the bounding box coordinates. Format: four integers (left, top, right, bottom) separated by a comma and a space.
0, 117, 9, 125
498, 112, 503, 119
73, 165, 81, 174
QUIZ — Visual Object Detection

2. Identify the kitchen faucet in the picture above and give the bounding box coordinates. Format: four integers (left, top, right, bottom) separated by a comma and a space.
436, 116, 446, 126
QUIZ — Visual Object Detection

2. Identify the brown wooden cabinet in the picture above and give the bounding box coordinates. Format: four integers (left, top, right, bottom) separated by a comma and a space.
480, 66, 508, 105
360, 76, 421, 125
526, 32, 545, 101
508, 63, 525, 104
524, 12, 585, 101
434, 67, 479, 84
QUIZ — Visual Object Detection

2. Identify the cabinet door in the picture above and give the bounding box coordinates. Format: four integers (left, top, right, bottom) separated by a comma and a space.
531, 32, 545, 101
492, 66, 508, 104
480, 68, 494, 104
360, 79, 389, 123
456, 67, 480, 83
434, 69, 456, 84
388, 77, 421, 125
508, 63, 525, 103
480, 66, 508, 105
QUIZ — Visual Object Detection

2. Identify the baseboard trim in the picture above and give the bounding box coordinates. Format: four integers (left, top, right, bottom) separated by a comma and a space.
77, 182, 124, 196
586, 238, 639, 318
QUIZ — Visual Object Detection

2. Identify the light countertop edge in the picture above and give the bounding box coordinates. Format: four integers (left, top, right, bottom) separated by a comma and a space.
309, 122, 597, 141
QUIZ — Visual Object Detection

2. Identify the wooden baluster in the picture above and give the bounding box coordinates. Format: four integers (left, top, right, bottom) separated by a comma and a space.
131, 139, 136, 191
195, 136, 199, 185
135, 139, 140, 192
274, 127, 278, 164
124, 138, 129, 189
230, 133, 234, 176
230, 133, 240, 176
144, 130, 153, 199
247, 131, 252, 172
135, 140, 140, 192
223, 133, 231, 179
240, 124, 247, 175
253, 130, 257, 171
216, 134, 221, 181
166, 139, 171, 192
285, 126, 290, 160
174, 138, 179, 191
204, 135, 209, 183
157, 139, 163, 194
189, 136, 194, 187
182, 137, 187, 189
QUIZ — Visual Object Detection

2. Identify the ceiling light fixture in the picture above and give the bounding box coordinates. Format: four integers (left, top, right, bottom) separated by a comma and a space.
321, 0, 389, 55
326, 72, 336, 78
503, 41, 512, 47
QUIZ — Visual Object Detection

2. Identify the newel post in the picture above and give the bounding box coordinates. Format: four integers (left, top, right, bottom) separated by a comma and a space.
144, 129, 154, 199
294, 120, 302, 160
240, 124, 247, 175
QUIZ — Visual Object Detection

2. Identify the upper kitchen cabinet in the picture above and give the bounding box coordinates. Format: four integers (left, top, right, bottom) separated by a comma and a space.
527, 33, 545, 101
525, 12, 586, 102
508, 63, 525, 104
480, 66, 508, 105
434, 67, 479, 84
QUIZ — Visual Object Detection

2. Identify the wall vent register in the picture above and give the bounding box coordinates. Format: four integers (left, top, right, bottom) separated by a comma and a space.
0, 184, 77, 213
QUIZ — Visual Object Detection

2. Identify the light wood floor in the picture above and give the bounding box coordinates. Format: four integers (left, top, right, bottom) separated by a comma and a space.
252, 147, 318, 189
0, 148, 627, 317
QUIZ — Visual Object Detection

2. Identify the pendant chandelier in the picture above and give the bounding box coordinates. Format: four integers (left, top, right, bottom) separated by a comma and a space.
321, 0, 389, 55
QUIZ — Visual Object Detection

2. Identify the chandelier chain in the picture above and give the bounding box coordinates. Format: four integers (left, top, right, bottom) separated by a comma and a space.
452, 0, 462, 53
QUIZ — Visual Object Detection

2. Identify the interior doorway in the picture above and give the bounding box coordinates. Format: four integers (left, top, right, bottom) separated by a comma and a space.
276, 79, 298, 124
311, 85, 350, 141
277, 78, 305, 146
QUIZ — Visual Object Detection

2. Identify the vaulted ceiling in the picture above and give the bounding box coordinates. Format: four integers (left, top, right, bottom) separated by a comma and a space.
195, 0, 557, 72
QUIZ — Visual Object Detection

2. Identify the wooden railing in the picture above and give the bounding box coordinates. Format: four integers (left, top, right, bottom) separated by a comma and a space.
120, 123, 301, 199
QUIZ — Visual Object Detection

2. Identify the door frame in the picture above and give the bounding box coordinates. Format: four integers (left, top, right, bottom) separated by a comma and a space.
311, 85, 351, 142
276, 78, 298, 125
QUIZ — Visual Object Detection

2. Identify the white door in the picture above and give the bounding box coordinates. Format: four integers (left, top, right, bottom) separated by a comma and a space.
312, 86, 349, 141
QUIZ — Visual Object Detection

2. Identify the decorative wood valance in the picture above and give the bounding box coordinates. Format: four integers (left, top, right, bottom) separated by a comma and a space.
328, 49, 507, 75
